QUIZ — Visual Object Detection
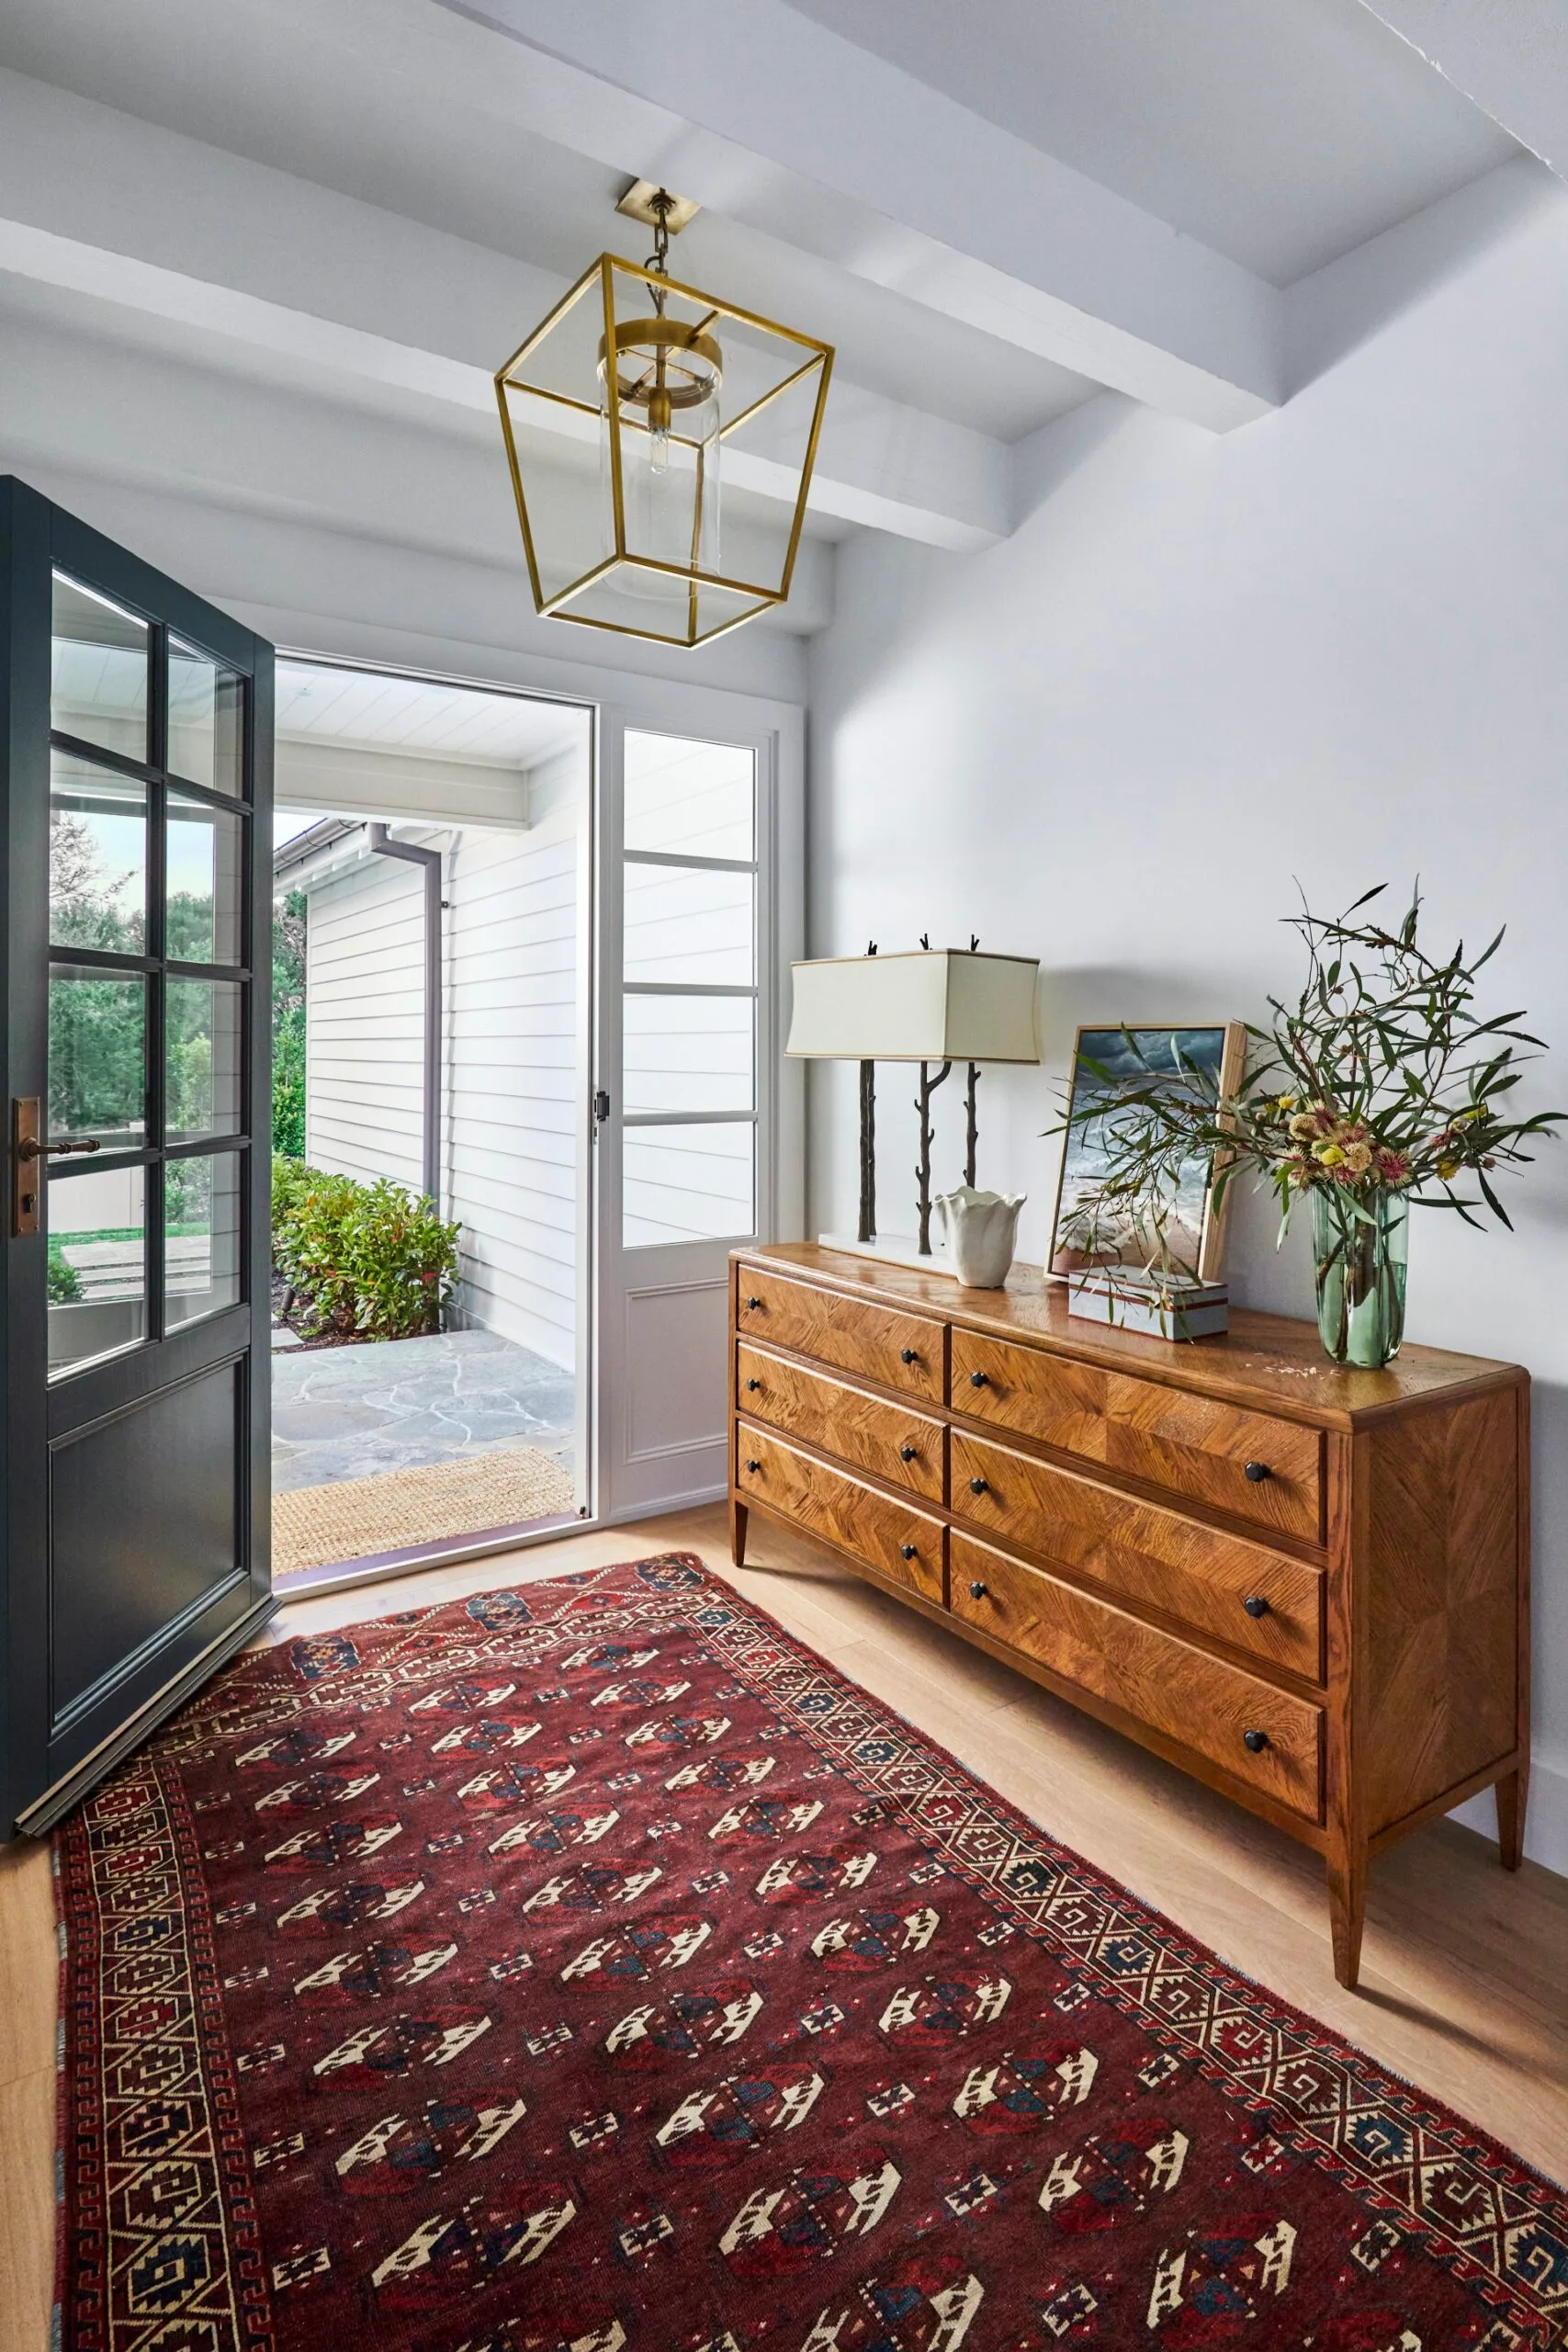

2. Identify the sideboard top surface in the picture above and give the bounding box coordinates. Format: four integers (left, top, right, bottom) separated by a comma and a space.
735, 1243, 1524, 1429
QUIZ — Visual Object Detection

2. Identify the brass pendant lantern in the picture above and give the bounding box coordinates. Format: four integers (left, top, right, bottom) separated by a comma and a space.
495, 185, 833, 649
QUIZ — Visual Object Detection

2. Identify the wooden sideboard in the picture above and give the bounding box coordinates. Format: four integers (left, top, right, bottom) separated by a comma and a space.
728, 1243, 1529, 1988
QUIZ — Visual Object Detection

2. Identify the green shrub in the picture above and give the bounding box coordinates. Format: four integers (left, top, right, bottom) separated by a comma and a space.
272, 1160, 458, 1341
48, 1240, 84, 1304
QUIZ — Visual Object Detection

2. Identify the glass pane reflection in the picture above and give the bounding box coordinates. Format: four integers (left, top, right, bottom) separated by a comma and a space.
166, 1151, 243, 1329
623, 1121, 755, 1248
51, 752, 147, 952
625, 732, 754, 860
166, 978, 243, 1140
51, 574, 149, 764
168, 792, 243, 966
49, 1162, 145, 1377
49, 967, 146, 1147
168, 638, 244, 796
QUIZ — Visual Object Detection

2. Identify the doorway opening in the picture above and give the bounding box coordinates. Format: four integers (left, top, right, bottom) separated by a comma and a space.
268, 658, 592, 1589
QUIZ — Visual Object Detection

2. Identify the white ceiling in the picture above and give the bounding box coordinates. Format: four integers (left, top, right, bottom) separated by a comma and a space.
276, 660, 588, 765
781, 0, 1520, 284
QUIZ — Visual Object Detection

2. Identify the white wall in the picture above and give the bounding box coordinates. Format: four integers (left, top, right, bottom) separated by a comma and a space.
807, 165, 1568, 1874
443, 753, 581, 1372
303, 854, 426, 1197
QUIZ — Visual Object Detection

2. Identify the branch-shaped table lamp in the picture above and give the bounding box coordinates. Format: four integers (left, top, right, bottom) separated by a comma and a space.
787, 945, 1041, 1266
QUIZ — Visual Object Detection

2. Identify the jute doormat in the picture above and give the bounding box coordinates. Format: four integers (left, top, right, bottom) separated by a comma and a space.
53, 1554, 1568, 2349
272, 1443, 577, 1573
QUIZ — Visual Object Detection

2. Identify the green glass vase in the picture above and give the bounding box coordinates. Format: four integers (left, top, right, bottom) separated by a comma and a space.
1311, 1185, 1409, 1368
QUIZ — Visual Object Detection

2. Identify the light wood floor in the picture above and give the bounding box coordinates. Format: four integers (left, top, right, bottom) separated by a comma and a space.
4, 1501, 1566, 2347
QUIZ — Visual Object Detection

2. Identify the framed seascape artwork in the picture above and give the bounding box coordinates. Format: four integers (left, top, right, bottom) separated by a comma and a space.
1049, 1023, 1247, 1283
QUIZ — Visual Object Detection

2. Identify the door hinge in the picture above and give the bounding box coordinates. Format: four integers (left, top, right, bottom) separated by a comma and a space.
593, 1089, 612, 1128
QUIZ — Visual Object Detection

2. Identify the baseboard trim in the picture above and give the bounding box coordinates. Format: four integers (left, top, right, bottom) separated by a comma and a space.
1450, 1745, 1568, 1880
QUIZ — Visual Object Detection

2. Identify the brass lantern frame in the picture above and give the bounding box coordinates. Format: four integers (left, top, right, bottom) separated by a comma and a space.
495, 251, 834, 650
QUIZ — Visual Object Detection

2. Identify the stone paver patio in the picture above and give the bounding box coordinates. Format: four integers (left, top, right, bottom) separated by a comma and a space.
270, 1326, 578, 1497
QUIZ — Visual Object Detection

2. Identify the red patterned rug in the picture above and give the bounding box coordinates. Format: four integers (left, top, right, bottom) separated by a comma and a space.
56, 1553, 1568, 2352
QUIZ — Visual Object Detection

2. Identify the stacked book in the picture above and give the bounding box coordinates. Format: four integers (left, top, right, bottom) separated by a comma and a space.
1066, 1265, 1229, 1341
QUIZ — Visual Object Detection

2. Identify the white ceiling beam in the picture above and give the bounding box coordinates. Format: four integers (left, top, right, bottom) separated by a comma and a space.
0, 65, 1006, 553
1354, 1, 1568, 178
275, 737, 532, 829
428, 0, 1283, 429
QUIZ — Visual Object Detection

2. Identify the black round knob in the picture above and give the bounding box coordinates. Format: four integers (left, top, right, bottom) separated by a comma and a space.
968, 1580, 987, 1600
970, 1370, 989, 1388
745, 1458, 761, 1474
746, 1377, 761, 1392
899, 1444, 917, 1463
1243, 1728, 1269, 1754
969, 1476, 988, 1495
900, 1543, 918, 1561
746, 1295, 762, 1310
1243, 1594, 1269, 1619
900, 1347, 919, 1365
1244, 1461, 1270, 1483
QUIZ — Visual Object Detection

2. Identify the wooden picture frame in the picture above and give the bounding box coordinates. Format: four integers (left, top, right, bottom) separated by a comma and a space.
1048, 1022, 1248, 1283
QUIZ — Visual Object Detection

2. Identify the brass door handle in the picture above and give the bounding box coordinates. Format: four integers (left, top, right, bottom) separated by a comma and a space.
20, 1136, 100, 1160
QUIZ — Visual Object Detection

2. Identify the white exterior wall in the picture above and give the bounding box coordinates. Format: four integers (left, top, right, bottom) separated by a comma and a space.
303, 854, 426, 1197
299, 749, 582, 1374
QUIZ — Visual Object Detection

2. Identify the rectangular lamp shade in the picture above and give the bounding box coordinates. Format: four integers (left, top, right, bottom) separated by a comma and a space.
786, 949, 1040, 1063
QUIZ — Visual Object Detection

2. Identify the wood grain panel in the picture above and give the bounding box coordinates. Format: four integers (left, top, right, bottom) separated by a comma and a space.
738, 1343, 945, 1502
951, 1429, 1324, 1681
737, 1427, 946, 1603
737, 1270, 944, 1403
951, 1328, 1323, 1542
1363, 1385, 1522, 1836
950, 1532, 1324, 1818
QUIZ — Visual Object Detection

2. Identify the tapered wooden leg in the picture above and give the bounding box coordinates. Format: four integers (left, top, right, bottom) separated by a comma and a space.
1326, 1847, 1367, 1991
730, 1494, 749, 1568
1496, 1767, 1528, 1871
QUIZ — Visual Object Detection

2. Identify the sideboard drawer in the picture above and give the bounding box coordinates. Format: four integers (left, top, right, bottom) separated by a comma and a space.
950, 1329, 1323, 1543
950, 1533, 1324, 1819
738, 1343, 945, 1502
737, 1427, 946, 1604
737, 1269, 944, 1403
952, 1430, 1324, 1682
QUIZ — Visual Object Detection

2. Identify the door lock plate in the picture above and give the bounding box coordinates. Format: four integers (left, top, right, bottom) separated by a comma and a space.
13, 1097, 39, 1236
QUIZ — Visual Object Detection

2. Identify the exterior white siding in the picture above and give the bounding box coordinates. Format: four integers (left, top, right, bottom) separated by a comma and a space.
296, 750, 581, 1374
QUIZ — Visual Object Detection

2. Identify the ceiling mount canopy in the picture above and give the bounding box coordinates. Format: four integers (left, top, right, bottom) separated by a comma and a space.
495, 184, 834, 650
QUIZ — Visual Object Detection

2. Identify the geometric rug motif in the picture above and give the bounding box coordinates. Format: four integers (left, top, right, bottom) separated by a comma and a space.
54, 1553, 1568, 2351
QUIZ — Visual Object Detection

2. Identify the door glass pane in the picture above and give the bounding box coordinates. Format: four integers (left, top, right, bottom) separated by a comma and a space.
623, 993, 753, 1114
51, 575, 149, 764
166, 978, 243, 1140
50, 967, 146, 1147
168, 792, 243, 966
624, 1121, 755, 1247
51, 752, 147, 952
623, 863, 754, 987
166, 1150, 243, 1329
49, 1162, 145, 1376
168, 638, 244, 796
625, 733, 753, 859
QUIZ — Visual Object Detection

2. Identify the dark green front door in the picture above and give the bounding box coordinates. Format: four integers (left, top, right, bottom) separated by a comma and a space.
0, 477, 275, 1835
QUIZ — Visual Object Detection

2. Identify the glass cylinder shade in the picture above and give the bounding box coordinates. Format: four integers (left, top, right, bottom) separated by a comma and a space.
497, 253, 832, 650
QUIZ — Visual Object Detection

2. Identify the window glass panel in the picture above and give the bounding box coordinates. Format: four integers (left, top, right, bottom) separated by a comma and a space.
624, 1121, 755, 1248
50, 967, 146, 1147
625, 732, 754, 860
623, 993, 754, 1114
168, 791, 243, 966
166, 1150, 243, 1329
49, 1162, 145, 1376
166, 978, 243, 1141
51, 752, 146, 952
623, 864, 754, 988
51, 574, 149, 763
168, 638, 244, 796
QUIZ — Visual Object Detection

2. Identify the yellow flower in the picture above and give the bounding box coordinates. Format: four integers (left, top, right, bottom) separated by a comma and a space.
1274, 1095, 1297, 1113
1438, 1159, 1459, 1181
1315, 1142, 1346, 1168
